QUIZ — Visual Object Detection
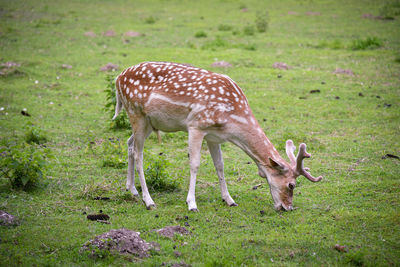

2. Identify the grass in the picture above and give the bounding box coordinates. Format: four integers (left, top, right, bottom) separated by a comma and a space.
0, 0, 399, 266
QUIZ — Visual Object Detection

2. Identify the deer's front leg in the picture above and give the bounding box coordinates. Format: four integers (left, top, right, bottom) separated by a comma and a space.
126, 135, 139, 196
133, 122, 155, 209
186, 128, 205, 212
207, 142, 237, 207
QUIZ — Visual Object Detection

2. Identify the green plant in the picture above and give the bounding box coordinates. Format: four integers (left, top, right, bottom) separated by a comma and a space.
142, 153, 178, 192
243, 25, 255, 36
350, 37, 383, 50
202, 36, 229, 50
144, 16, 156, 24
218, 24, 233, 31
0, 140, 52, 190
194, 30, 207, 38
25, 122, 48, 145
255, 10, 269, 33
100, 139, 126, 168
379, 0, 400, 19
104, 74, 130, 129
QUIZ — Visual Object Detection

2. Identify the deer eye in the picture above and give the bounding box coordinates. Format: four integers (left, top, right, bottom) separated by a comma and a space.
288, 182, 296, 190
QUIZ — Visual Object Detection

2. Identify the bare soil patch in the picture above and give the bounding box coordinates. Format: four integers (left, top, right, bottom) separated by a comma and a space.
333, 68, 354, 76
81, 228, 158, 258
154, 226, 190, 238
272, 62, 291, 70
0, 210, 18, 226
100, 63, 119, 72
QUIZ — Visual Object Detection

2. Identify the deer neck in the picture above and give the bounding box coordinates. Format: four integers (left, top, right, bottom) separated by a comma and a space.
229, 120, 283, 167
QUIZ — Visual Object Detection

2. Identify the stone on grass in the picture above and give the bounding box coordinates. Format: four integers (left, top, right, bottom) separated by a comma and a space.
0, 211, 18, 226
100, 63, 119, 72
81, 228, 158, 258
154, 225, 190, 238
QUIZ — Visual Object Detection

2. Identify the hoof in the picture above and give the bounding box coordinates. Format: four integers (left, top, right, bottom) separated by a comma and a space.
146, 204, 156, 210
190, 208, 199, 212
229, 203, 238, 207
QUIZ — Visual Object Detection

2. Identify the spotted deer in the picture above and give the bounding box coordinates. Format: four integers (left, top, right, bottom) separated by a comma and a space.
113, 62, 322, 212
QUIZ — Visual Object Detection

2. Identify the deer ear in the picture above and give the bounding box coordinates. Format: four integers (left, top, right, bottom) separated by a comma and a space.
269, 158, 287, 172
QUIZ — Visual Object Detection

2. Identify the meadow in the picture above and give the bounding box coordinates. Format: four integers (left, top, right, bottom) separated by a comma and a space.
0, 0, 399, 266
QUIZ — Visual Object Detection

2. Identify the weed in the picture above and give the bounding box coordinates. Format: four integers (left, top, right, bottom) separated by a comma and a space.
194, 31, 207, 38
142, 153, 179, 192
218, 24, 233, 31
243, 25, 255, 36
144, 16, 156, 24
379, 0, 400, 19
25, 122, 48, 145
0, 140, 52, 190
202, 36, 229, 50
99, 139, 126, 169
104, 74, 130, 129
255, 10, 269, 33
350, 37, 383, 50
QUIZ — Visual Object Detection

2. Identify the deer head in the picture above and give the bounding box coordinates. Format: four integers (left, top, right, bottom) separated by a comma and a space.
259, 140, 322, 211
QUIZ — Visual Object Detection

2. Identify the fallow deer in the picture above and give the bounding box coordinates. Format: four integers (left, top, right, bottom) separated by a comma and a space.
113, 62, 322, 211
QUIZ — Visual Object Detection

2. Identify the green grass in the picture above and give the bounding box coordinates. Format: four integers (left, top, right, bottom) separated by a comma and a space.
0, 0, 399, 266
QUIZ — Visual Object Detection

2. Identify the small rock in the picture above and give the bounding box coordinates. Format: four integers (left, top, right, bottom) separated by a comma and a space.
334, 244, 348, 253
211, 61, 232, 68
272, 62, 290, 70
0, 211, 18, 226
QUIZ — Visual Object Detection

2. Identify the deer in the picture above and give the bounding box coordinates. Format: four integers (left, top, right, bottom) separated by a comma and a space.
113, 61, 322, 212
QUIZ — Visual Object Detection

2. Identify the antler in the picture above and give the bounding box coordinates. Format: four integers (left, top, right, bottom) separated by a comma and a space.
285, 140, 296, 166
286, 140, 322, 182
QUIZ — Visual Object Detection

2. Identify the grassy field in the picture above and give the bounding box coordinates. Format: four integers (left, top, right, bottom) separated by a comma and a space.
1, 0, 399, 266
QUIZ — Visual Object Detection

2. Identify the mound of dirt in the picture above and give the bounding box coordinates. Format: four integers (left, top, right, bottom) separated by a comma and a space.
81, 228, 158, 258
154, 226, 190, 238
272, 62, 291, 70
211, 61, 232, 68
0, 210, 18, 226
100, 63, 119, 72
103, 30, 116, 37
125, 31, 141, 37
333, 68, 354, 76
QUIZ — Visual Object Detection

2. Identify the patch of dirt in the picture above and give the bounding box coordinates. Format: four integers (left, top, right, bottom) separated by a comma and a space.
0, 61, 23, 77
87, 213, 110, 221
288, 11, 298, 15
272, 62, 291, 70
154, 226, 190, 238
211, 61, 232, 68
84, 31, 96, 37
334, 244, 348, 253
125, 31, 141, 37
333, 68, 354, 76
81, 228, 158, 258
361, 13, 394, 21
306, 11, 321, 16
61, 64, 72, 69
0, 210, 18, 226
103, 30, 116, 37
100, 63, 119, 72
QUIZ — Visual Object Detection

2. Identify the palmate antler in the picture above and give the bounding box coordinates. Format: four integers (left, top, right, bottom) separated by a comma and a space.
286, 140, 323, 182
